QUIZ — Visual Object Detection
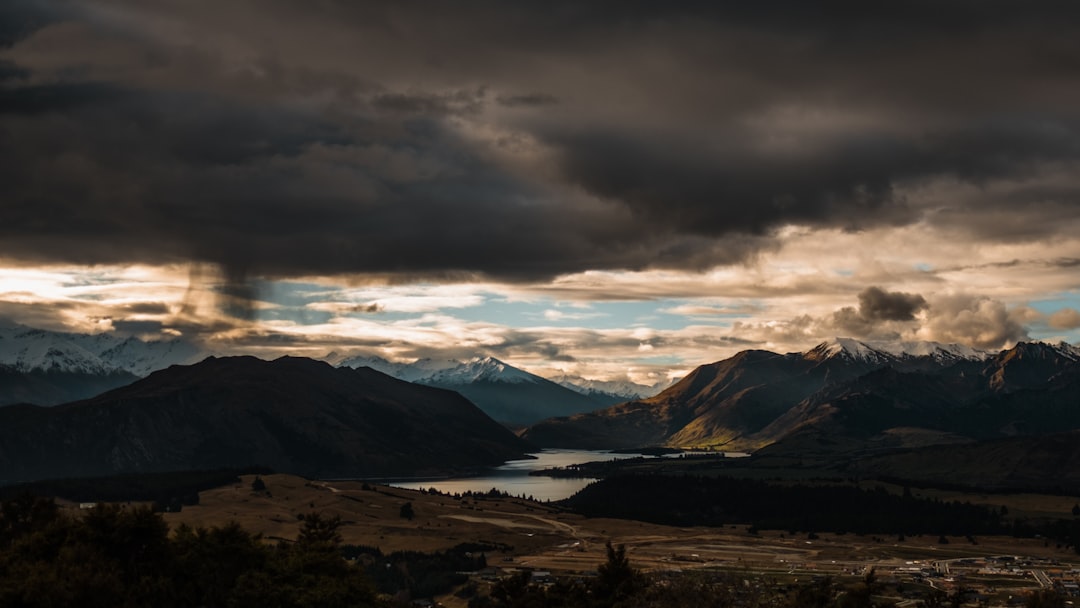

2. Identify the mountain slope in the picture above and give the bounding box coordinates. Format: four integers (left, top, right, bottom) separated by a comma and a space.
760, 342, 1080, 446
523, 343, 895, 449
0, 356, 532, 483
523, 339, 1079, 452
339, 356, 608, 426
844, 429, 1080, 493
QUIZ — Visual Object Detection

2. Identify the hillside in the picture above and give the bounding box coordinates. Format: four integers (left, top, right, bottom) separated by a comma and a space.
524, 339, 1080, 453
843, 430, 1080, 493
522, 343, 896, 450
0, 356, 532, 483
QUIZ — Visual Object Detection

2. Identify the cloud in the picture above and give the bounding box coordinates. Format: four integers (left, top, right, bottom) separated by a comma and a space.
825, 286, 927, 339
0, 0, 1078, 296
917, 294, 1030, 349
857, 286, 927, 321
1049, 308, 1080, 330
496, 93, 559, 107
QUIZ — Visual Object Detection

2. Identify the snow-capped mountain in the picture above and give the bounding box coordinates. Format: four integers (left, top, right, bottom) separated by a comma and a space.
0, 324, 204, 376
804, 337, 993, 365
334, 355, 460, 383
0, 324, 207, 406
552, 375, 670, 404
525, 338, 1080, 452
336, 355, 537, 385
337, 355, 608, 426
423, 357, 540, 385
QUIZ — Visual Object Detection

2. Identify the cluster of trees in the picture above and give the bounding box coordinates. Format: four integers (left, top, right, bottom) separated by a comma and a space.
565, 475, 1007, 536
469, 550, 1067, 608
0, 495, 379, 607
341, 543, 491, 599
0, 467, 271, 511
467, 542, 648, 608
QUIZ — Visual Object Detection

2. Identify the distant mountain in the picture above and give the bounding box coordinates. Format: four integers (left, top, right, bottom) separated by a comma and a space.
0, 324, 205, 405
523, 339, 1080, 453
337, 355, 609, 426
0, 356, 533, 483
550, 375, 670, 406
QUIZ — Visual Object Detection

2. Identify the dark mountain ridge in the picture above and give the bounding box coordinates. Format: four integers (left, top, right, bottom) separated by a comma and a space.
524, 339, 1080, 453
0, 356, 533, 483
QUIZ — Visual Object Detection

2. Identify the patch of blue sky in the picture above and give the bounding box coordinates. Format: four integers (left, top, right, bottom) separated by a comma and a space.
67, 292, 106, 301
258, 306, 335, 326
258, 280, 331, 308
1026, 291, 1080, 315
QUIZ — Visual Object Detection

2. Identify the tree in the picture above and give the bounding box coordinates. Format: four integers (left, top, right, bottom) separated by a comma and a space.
297, 512, 343, 546
251, 476, 266, 492
594, 542, 643, 605
1026, 590, 1067, 608
399, 502, 415, 521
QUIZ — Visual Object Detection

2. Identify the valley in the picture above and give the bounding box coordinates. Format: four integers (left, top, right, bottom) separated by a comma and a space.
153, 474, 1080, 607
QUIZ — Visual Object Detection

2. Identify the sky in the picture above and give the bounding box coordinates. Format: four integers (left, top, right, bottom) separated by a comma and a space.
2, 1, 1080, 383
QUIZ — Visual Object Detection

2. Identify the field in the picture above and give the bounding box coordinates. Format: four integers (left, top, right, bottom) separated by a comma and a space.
150, 474, 1080, 606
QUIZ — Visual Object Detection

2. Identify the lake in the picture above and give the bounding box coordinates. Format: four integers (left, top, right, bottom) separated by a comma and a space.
389, 448, 745, 502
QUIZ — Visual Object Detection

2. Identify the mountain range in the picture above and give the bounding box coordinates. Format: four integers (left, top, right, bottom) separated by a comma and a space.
523, 338, 1080, 455
0, 324, 665, 422
0, 356, 533, 483
336, 354, 664, 426
0, 323, 204, 405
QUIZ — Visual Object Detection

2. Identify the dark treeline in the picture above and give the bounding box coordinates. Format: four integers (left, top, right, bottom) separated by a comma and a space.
563, 475, 1006, 536
0, 467, 272, 511
0, 495, 380, 607
873, 474, 1080, 498
343, 543, 492, 599
1, 493, 1072, 608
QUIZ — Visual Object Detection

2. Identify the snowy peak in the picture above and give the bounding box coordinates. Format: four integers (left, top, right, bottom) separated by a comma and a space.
552, 375, 669, 401
0, 324, 206, 376
804, 338, 992, 364
337, 355, 539, 385
428, 357, 539, 385
805, 338, 894, 364
335, 355, 459, 383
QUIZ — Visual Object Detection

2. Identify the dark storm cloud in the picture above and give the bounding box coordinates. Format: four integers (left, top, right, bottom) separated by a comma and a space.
2, 0, 1080, 288
857, 287, 927, 322
830, 287, 927, 338
0, 0, 59, 48
496, 93, 559, 108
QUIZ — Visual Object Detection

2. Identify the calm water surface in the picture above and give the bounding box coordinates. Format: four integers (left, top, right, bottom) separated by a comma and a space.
389, 449, 745, 502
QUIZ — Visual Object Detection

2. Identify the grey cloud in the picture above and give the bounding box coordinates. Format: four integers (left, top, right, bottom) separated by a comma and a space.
920, 295, 1030, 349
857, 287, 927, 322
371, 89, 486, 116
2, 0, 1080, 296
827, 286, 926, 338
1049, 308, 1080, 330
109, 319, 166, 335
119, 302, 172, 315
496, 93, 559, 107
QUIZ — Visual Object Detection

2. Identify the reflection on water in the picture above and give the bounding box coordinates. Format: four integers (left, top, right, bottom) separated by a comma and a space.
389, 449, 746, 502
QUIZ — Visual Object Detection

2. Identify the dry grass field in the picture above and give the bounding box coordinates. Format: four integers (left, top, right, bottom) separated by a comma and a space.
161, 474, 1078, 576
